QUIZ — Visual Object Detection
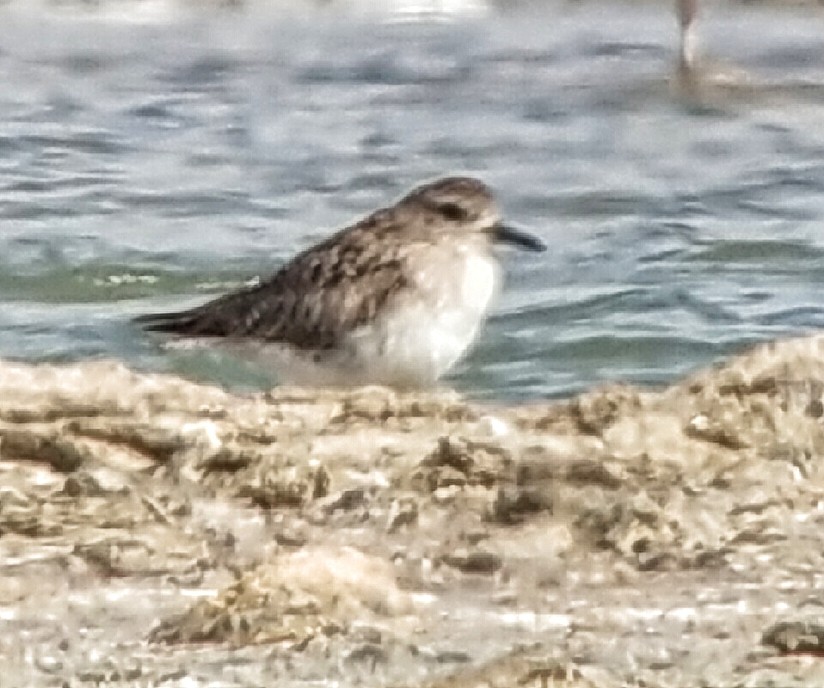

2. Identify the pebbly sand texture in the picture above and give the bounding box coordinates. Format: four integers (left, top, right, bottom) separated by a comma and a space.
2, 335, 824, 686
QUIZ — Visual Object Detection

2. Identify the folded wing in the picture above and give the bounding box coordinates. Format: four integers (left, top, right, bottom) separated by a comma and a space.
135, 226, 414, 351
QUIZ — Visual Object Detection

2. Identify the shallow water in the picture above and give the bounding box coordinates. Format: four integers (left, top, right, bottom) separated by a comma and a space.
2, 0, 824, 401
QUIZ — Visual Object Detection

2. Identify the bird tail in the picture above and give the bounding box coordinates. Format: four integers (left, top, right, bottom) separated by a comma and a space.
134, 308, 200, 335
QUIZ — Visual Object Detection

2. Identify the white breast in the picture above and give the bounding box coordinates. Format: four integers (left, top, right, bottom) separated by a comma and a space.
460, 253, 499, 315
339, 247, 501, 387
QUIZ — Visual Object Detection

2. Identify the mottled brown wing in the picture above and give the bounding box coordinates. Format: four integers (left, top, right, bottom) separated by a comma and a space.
136, 221, 414, 350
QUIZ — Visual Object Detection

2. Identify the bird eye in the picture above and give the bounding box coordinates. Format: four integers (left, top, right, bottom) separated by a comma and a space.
437, 202, 467, 221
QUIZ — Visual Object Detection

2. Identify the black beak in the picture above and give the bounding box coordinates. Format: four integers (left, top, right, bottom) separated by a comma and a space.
492, 222, 547, 252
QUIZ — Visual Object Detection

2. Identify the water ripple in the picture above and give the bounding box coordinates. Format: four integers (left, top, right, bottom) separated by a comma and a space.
2, 4, 824, 400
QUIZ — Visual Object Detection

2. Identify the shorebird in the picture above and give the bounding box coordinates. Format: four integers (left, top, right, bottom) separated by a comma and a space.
676, 0, 699, 72
136, 176, 546, 388
673, 0, 754, 91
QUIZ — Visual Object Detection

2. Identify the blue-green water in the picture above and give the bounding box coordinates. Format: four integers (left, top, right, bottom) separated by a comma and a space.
2, 1, 824, 400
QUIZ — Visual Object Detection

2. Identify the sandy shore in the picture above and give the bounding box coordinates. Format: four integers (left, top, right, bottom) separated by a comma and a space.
2, 334, 824, 686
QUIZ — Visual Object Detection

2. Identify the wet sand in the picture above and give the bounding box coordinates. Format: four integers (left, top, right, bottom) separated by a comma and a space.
3, 333, 824, 686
